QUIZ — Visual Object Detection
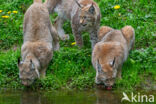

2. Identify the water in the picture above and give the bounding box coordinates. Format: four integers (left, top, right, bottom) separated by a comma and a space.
0, 89, 155, 104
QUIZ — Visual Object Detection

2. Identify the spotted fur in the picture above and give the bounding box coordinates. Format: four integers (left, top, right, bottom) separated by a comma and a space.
92, 26, 135, 87
45, 0, 101, 48
18, 0, 59, 86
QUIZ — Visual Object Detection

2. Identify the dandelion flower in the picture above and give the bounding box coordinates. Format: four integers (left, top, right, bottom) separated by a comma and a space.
114, 5, 120, 10
2, 16, 9, 18
7, 11, 11, 14
119, 13, 121, 16
12, 11, 18, 14
0, 10, 2, 13
71, 42, 76, 45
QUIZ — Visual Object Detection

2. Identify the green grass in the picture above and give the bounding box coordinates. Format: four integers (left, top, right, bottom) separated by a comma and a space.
0, 0, 155, 91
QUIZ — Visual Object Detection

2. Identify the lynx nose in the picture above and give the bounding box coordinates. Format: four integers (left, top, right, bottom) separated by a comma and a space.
21, 78, 33, 86
22, 81, 29, 86
80, 19, 84, 24
82, 24, 87, 26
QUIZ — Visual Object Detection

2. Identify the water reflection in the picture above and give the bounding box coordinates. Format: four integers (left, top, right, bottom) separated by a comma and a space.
4, 88, 154, 104
20, 90, 96, 104
95, 88, 121, 104
19, 89, 122, 104
20, 91, 41, 104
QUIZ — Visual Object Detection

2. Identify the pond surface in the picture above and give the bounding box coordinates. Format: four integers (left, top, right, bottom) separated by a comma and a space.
0, 88, 155, 104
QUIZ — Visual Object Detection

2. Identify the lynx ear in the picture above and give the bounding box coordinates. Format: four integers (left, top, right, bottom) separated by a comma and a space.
75, 0, 82, 8
97, 60, 102, 72
18, 58, 21, 65
110, 57, 115, 67
18, 57, 23, 68
89, 3, 95, 14
30, 60, 40, 78
30, 60, 35, 70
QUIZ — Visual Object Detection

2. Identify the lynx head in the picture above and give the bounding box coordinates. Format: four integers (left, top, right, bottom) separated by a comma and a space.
92, 42, 123, 87
96, 57, 116, 87
18, 59, 40, 86
75, 1, 97, 27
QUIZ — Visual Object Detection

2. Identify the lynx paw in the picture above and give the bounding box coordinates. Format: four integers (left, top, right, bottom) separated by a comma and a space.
117, 75, 122, 80
53, 43, 60, 51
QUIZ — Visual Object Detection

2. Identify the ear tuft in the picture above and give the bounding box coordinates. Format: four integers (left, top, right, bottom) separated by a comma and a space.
18, 57, 21, 65
110, 57, 115, 67
75, 0, 82, 8
30, 60, 35, 70
97, 59, 102, 72
89, 3, 95, 14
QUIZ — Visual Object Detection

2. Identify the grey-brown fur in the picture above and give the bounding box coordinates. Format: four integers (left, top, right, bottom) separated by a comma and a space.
44, 0, 62, 13
18, 0, 59, 86
92, 26, 135, 87
45, 0, 101, 48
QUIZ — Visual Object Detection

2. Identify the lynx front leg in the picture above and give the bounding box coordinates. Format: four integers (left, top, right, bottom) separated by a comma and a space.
54, 17, 69, 40
72, 24, 83, 48
90, 29, 98, 49
40, 68, 47, 79
50, 23, 60, 51
117, 66, 122, 79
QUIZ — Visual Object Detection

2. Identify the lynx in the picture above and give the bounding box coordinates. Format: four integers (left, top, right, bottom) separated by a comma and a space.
18, 0, 59, 86
45, 0, 101, 48
92, 26, 135, 88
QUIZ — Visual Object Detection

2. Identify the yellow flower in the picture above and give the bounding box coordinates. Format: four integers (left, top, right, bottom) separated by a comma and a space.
7, 11, 11, 14
71, 42, 76, 45
2, 16, 9, 18
12, 11, 18, 14
0, 10, 2, 13
119, 13, 121, 16
114, 5, 120, 10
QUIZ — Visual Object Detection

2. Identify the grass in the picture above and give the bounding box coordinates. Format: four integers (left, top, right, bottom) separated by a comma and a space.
0, 0, 155, 91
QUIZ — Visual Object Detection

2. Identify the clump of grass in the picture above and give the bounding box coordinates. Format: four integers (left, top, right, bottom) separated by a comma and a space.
0, 49, 22, 89
0, 47, 155, 91
116, 47, 156, 91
